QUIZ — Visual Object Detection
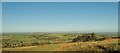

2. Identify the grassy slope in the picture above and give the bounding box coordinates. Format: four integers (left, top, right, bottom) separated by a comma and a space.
56, 38, 119, 51
2, 38, 119, 51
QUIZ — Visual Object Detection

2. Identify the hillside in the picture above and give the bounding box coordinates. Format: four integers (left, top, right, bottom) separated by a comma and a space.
2, 38, 119, 51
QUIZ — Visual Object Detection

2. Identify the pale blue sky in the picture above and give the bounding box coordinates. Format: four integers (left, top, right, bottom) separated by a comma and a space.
0, 2, 2, 33
2, 0, 120, 2
3, 2, 118, 32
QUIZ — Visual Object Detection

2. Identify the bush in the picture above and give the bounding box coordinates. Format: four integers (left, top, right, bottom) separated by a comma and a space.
32, 42, 40, 46
63, 35, 67, 36
72, 33, 97, 42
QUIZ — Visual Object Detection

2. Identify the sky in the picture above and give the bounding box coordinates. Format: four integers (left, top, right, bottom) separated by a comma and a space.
2, 0, 120, 2
0, 2, 2, 33
2, 2, 118, 32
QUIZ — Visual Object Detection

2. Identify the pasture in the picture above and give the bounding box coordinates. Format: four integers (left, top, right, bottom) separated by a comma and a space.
2, 32, 119, 52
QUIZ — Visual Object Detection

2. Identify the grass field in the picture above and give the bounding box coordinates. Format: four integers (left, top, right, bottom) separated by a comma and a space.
2, 32, 120, 52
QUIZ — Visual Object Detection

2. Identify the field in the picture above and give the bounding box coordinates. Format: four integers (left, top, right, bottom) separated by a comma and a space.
1, 32, 120, 52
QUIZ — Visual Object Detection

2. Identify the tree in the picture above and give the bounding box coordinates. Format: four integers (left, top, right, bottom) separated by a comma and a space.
72, 33, 97, 42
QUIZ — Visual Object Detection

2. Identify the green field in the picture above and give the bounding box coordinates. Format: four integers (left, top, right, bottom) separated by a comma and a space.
2, 32, 120, 52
